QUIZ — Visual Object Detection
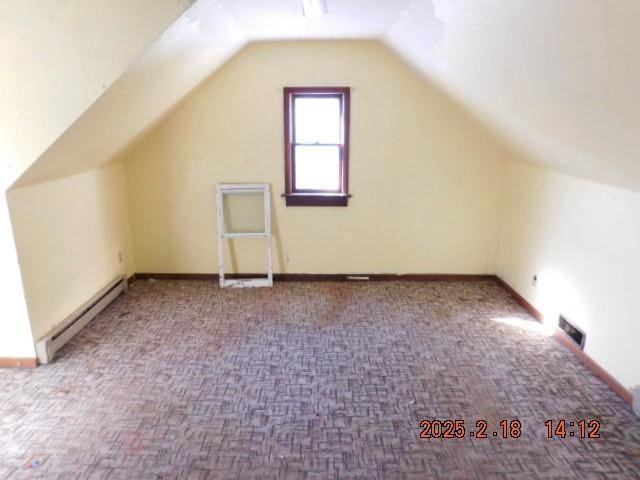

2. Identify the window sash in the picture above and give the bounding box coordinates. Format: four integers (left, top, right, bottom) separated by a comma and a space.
284, 87, 350, 207
292, 144, 343, 193
292, 94, 344, 145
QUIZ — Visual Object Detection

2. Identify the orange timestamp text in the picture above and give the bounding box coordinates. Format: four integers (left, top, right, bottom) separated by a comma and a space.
419, 419, 522, 439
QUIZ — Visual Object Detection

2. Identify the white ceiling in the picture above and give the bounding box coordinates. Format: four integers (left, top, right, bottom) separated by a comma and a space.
386, 0, 640, 192
15, 0, 640, 193
215, 0, 411, 39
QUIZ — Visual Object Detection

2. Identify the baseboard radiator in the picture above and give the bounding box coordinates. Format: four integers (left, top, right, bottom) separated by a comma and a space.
35, 275, 128, 364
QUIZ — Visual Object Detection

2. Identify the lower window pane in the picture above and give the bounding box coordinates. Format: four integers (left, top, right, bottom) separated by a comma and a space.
294, 146, 340, 191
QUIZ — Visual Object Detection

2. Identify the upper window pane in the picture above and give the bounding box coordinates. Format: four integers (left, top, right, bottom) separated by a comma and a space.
294, 97, 341, 144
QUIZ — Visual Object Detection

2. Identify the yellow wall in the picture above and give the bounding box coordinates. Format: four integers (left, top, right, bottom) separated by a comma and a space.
14, 0, 246, 188
0, 0, 192, 174
8, 165, 134, 339
497, 161, 640, 389
124, 41, 507, 275
0, 0, 190, 358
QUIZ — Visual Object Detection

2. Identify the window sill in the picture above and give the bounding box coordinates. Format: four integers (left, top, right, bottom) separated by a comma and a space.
283, 193, 350, 207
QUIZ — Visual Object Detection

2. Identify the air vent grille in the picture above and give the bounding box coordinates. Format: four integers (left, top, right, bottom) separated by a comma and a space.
559, 315, 586, 350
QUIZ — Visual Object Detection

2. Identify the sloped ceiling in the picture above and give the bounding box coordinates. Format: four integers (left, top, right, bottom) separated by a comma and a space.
386, 0, 640, 192
0, 0, 194, 184
14, 0, 245, 187
15, 0, 640, 192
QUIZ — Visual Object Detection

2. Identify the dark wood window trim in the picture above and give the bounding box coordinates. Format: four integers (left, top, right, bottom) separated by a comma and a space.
283, 87, 350, 207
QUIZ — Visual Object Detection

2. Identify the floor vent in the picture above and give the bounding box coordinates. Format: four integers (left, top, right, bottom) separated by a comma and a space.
558, 315, 586, 350
35, 276, 127, 364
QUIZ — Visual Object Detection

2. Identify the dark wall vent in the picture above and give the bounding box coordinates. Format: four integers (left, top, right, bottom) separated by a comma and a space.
559, 315, 586, 350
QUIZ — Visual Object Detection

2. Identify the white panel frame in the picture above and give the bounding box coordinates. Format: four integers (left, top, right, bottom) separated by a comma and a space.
216, 183, 273, 288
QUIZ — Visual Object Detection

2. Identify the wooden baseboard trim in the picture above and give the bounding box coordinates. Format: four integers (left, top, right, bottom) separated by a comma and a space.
0, 357, 37, 368
136, 273, 217, 281
135, 273, 497, 282
494, 277, 544, 322
278, 274, 496, 282
127, 274, 137, 287
495, 276, 633, 405
552, 331, 633, 404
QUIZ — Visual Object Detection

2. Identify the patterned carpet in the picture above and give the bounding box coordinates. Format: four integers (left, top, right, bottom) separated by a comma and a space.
1, 280, 639, 479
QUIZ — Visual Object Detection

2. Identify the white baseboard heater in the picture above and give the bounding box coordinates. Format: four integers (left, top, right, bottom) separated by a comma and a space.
35, 275, 128, 364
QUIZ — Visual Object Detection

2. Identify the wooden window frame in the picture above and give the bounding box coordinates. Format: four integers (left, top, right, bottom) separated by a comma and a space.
283, 87, 350, 207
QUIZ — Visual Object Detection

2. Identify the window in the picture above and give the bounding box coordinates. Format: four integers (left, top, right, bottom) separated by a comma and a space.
283, 87, 350, 206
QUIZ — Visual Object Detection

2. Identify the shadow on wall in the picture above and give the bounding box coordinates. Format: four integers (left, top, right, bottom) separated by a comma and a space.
6, 165, 133, 340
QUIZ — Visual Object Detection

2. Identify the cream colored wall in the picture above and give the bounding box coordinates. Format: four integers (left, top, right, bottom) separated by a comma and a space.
0, 184, 34, 358
0, 0, 190, 359
0, 0, 192, 173
15, 0, 246, 188
124, 41, 507, 275
497, 161, 640, 389
1, 148, 35, 357
8, 165, 134, 340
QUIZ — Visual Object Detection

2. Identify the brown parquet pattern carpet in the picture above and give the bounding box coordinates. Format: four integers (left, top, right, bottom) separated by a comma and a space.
1, 280, 639, 479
